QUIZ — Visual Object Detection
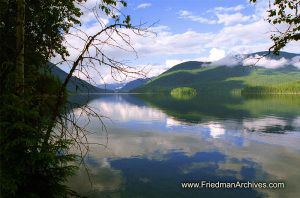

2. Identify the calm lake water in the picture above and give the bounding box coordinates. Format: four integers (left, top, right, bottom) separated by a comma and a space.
67, 94, 300, 198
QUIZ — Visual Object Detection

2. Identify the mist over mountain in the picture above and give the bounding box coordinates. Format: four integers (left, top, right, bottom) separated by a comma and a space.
209, 51, 300, 69
97, 83, 126, 91
48, 51, 300, 94
133, 51, 300, 94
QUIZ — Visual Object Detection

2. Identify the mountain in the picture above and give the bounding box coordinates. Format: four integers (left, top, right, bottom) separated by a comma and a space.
213, 51, 300, 66
247, 51, 299, 60
133, 52, 300, 94
96, 78, 151, 92
163, 61, 209, 73
97, 83, 126, 91
48, 63, 110, 93
120, 78, 151, 92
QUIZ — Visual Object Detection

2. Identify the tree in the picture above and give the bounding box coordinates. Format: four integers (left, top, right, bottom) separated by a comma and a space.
0, 0, 83, 94
15, 0, 25, 93
250, 0, 300, 54
0, 0, 151, 197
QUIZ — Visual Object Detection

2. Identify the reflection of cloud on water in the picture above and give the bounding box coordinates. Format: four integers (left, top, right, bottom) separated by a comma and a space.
207, 123, 225, 138
96, 100, 166, 122
67, 95, 300, 197
181, 161, 216, 174
166, 117, 183, 127
243, 117, 287, 132
217, 160, 245, 179
88, 129, 214, 160
292, 116, 300, 128
68, 125, 300, 198
68, 164, 123, 196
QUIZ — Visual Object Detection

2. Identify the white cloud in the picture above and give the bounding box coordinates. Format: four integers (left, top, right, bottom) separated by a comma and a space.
75, 0, 122, 24
215, 5, 245, 12
291, 56, 300, 69
165, 48, 225, 68
210, 54, 246, 67
242, 55, 300, 69
136, 3, 152, 9
209, 53, 300, 69
52, 1, 299, 84
253, 0, 271, 18
207, 48, 226, 61
55, 16, 298, 83
206, 19, 274, 53
217, 13, 254, 26
178, 10, 217, 24
179, 7, 255, 26
133, 29, 213, 56
131, 64, 167, 79
243, 55, 289, 68
165, 60, 185, 68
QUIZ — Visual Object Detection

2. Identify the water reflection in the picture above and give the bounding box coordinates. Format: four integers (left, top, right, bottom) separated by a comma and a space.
68, 94, 300, 198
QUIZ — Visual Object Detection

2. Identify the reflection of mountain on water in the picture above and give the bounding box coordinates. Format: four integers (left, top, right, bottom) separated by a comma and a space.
66, 94, 300, 198
138, 94, 253, 123
104, 94, 148, 107
135, 94, 300, 134
239, 94, 300, 118
260, 125, 294, 134
66, 94, 300, 135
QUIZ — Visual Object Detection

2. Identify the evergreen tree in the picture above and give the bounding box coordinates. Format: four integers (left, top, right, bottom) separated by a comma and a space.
0, 0, 136, 197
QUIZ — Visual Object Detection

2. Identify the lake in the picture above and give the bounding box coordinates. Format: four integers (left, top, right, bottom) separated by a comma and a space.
67, 94, 300, 198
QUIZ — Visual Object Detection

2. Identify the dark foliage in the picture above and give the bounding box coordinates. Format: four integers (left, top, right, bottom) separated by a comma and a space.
0, 0, 142, 196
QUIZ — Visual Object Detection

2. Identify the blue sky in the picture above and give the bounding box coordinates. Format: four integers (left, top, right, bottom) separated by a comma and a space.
123, 0, 260, 64
127, 0, 254, 33
53, 0, 299, 84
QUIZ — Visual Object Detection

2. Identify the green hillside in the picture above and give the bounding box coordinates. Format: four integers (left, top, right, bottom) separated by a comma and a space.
136, 94, 300, 125
163, 61, 208, 73
134, 52, 300, 94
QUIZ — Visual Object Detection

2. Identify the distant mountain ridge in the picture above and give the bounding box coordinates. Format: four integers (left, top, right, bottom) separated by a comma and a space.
133, 51, 300, 93
247, 51, 300, 60
163, 61, 209, 74
95, 78, 151, 92
120, 78, 150, 92
97, 83, 126, 91
48, 63, 110, 93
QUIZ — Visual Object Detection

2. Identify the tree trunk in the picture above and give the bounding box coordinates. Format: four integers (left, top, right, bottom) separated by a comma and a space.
16, 0, 25, 94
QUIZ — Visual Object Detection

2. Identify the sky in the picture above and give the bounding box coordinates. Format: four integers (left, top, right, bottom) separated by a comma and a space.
52, 0, 300, 84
